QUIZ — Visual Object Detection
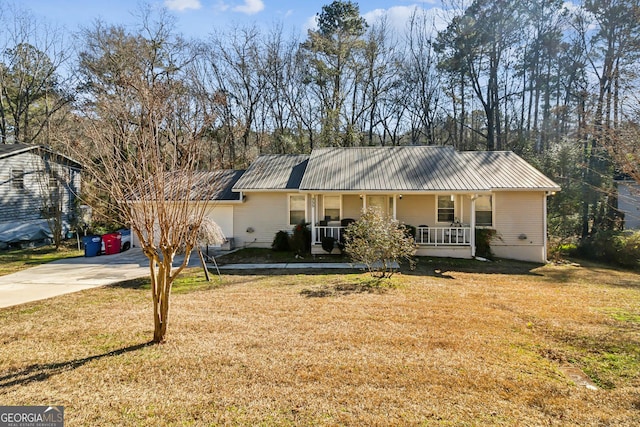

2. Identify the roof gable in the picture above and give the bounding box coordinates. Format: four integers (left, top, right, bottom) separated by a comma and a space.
0, 143, 82, 168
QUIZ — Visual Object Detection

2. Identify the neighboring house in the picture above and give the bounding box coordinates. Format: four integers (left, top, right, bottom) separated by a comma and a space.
616, 178, 640, 230
0, 144, 81, 225
225, 146, 560, 263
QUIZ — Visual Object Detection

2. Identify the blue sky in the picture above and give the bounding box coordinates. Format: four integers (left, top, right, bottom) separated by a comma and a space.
17, 0, 446, 39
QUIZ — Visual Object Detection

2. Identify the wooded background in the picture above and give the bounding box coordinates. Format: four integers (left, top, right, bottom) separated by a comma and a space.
1, 0, 638, 245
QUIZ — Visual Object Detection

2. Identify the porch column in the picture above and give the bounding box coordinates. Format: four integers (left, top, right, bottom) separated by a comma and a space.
393, 195, 397, 220
543, 192, 548, 262
361, 194, 367, 212
470, 195, 477, 257
311, 195, 316, 245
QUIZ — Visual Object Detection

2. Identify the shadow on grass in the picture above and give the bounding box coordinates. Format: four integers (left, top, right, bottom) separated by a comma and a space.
406, 257, 545, 278
0, 342, 154, 389
301, 278, 393, 298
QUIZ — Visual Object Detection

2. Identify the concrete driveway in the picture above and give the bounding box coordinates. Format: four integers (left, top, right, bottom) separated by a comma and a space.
0, 249, 199, 308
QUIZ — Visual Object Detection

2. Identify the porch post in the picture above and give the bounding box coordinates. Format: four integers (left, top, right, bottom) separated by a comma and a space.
470, 195, 477, 257
393, 195, 397, 220
361, 194, 367, 212
311, 195, 316, 245
543, 192, 548, 263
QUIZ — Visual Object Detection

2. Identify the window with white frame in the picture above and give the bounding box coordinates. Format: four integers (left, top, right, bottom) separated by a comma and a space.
289, 194, 306, 225
323, 195, 340, 221
437, 195, 455, 223
475, 195, 493, 226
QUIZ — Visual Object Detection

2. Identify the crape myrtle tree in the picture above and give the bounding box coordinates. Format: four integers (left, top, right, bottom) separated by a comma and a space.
71, 8, 218, 343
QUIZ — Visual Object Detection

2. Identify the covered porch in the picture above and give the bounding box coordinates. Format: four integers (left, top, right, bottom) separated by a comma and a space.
307, 193, 489, 257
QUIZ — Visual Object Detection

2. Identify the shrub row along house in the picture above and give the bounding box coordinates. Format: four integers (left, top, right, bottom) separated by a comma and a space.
136, 146, 559, 264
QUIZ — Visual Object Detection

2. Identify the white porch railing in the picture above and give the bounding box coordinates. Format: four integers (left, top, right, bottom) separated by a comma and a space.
313, 225, 471, 246
415, 226, 471, 246
314, 226, 344, 244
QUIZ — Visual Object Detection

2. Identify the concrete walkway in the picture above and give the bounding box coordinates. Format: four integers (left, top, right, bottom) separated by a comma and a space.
0, 249, 372, 308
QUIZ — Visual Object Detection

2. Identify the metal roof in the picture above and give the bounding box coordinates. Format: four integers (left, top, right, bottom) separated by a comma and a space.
131, 170, 244, 201
459, 151, 561, 191
233, 154, 309, 191
298, 146, 489, 192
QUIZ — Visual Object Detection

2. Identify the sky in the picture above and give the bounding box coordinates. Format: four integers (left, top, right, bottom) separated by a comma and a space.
16, 0, 447, 40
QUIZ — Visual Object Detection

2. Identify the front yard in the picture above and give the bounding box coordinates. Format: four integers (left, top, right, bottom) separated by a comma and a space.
0, 256, 638, 425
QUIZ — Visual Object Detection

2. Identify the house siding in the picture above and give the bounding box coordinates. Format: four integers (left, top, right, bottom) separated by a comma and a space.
617, 181, 640, 230
396, 195, 435, 226
492, 191, 546, 263
232, 192, 291, 248
204, 204, 234, 245
0, 150, 80, 224
342, 195, 362, 219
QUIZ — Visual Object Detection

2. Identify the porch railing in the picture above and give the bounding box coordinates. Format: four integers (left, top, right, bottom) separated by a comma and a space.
314, 226, 344, 244
415, 226, 471, 246
313, 225, 471, 246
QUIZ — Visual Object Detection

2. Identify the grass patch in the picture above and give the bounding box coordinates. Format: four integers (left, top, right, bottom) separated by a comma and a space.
0, 241, 83, 277
0, 260, 638, 425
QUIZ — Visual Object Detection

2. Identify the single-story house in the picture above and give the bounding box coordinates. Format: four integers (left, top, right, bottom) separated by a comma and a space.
615, 177, 640, 230
204, 146, 560, 263
0, 144, 81, 240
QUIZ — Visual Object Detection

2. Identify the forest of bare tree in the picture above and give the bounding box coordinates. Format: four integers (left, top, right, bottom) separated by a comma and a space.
1, 0, 639, 249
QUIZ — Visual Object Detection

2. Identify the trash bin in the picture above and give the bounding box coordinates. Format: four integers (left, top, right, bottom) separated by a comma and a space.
102, 232, 122, 255
82, 235, 102, 257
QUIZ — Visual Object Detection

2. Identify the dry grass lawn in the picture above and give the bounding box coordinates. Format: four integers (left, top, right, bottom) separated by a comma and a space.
0, 257, 639, 425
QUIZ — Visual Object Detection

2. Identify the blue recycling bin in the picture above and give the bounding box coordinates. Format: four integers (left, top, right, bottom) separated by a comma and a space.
82, 235, 102, 257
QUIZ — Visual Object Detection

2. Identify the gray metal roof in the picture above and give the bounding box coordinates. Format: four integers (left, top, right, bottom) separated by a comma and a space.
132, 170, 244, 201
459, 151, 560, 191
299, 146, 490, 192
233, 154, 309, 191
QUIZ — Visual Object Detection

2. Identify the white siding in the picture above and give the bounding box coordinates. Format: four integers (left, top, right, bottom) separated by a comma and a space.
492, 191, 546, 263
204, 204, 234, 245
232, 192, 291, 248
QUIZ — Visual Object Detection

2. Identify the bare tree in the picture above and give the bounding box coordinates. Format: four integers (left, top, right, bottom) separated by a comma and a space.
0, 4, 72, 145
69, 9, 217, 343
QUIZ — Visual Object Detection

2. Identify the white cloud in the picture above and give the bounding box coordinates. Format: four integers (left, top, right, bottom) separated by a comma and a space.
363, 5, 448, 37
164, 0, 202, 11
232, 0, 265, 15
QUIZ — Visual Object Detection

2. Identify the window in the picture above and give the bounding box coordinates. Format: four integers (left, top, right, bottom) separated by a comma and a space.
324, 195, 340, 221
475, 195, 493, 226
437, 195, 455, 223
12, 169, 24, 189
289, 195, 306, 225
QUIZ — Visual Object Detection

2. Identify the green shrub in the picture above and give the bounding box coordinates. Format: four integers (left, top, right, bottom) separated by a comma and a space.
290, 222, 311, 256
271, 230, 290, 252
613, 232, 640, 268
577, 231, 640, 269
475, 228, 497, 259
